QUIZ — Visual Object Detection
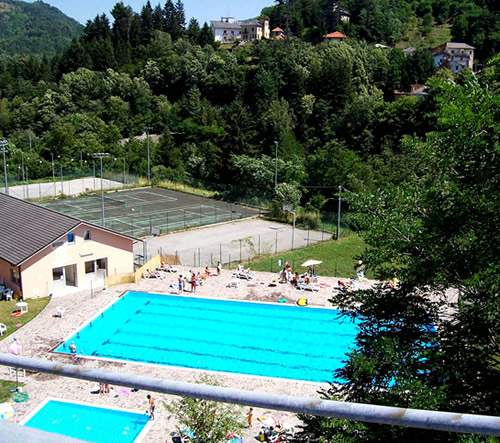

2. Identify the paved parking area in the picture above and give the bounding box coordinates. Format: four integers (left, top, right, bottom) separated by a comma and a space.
137, 218, 332, 267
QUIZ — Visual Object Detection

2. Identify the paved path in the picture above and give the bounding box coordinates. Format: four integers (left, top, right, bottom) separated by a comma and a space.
136, 218, 333, 267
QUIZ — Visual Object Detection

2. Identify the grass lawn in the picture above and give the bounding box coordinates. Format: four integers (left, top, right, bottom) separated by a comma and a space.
0, 297, 51, 342
241, 234, 371, 278
0, 380, 20, 403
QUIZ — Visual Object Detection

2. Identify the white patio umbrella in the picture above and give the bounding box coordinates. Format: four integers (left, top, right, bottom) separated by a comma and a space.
301, 259, 322, 267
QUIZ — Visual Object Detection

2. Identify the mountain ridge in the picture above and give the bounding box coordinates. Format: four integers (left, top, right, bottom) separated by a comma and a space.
0, 0, 82, 57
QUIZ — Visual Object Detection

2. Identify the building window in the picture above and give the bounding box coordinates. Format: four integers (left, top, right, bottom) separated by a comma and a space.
11, 267, 20, 285
67, 233, 75, 244
85, 261, 95, 274
83, 230, 91, 241
53, 267, 64, 281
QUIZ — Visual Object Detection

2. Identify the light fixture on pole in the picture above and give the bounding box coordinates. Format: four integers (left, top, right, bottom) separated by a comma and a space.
274, 140, 278, 189
144, 126, 153, 186
0, 139, 8, 195
93, 153, 109, 227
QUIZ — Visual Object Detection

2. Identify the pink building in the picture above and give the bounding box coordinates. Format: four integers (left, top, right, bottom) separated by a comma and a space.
0, 193, 135, 299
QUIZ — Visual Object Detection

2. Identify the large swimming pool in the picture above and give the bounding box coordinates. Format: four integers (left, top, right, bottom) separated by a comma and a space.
23, 399, 150, 443
55, 292, 359, 382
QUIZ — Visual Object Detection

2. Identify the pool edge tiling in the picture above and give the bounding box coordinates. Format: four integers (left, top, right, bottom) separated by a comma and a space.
22, 397, 152, 443
54, 291, 360, 383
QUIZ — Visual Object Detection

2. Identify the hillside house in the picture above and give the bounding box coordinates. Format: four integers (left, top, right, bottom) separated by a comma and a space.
211, 16, 270, 43
271, 27, 286, 40
432, 42, 475, 73
324, 31, 348, 41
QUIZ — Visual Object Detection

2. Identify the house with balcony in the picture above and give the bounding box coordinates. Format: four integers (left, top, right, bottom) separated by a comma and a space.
432, 42, 475, 74
211, 16, 269, 43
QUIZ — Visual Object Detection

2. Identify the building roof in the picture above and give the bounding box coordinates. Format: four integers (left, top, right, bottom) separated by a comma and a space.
0, 193, 134, 266
211, 20, 242, 30
324, 31, 348, 39
446, 42, 475, 50
272, 27, 284, 32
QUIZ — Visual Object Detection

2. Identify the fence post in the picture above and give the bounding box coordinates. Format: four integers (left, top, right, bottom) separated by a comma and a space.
270, 258, 273, 273
184, 209, 186, 229
239, 239, 242, 263
198, 248, 201, 267
230, 204, 232, 221
215, 205, 217, 223
275, 231, 278, 254
307, 229, 310, 247
229, 254, 231, 270
258, 235, 261, 256
131, 217, 134, 236
166, 211, 169, 233
211, 252, 213, 266
199, 206, 202, 227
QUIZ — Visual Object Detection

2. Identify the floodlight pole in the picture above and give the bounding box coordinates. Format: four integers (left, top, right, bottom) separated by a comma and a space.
337, 185, 342, 240
145, 126, 153, 186
94, 153, 109, 227
274, 140, 278, 189
0, 140, 8, 195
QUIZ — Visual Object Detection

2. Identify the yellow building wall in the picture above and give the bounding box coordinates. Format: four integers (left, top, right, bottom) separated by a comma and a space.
19, 224, 134, 299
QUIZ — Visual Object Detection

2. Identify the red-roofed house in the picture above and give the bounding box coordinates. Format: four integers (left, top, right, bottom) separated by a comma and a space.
271, 27, 286, 39
324, 31, 348, 41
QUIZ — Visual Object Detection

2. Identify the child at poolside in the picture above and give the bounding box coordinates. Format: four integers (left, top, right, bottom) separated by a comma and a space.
147, 394, 155, 420
69, 341, 76, 353
247, 407, 253, 428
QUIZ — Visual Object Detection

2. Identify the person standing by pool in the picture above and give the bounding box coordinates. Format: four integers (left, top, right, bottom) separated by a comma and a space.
147, 394, 155, 421
178, 275, 184, 292
217, 261, 222, 275
191, 273, 197, 292
247, 407, 253, 428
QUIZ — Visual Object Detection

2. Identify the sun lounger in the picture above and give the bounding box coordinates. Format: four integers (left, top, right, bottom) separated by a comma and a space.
297, 282, 319, 292
143, 269, 163, 279
228, 278, 240, 288
233, 271, 254, 280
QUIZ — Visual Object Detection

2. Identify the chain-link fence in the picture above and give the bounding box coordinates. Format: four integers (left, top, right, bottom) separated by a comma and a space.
135, 217, 347, 269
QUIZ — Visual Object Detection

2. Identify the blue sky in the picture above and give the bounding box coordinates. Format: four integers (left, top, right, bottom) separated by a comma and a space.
27, 0, 272, 25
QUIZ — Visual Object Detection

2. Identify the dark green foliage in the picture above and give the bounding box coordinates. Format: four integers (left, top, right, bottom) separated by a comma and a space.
298, 77, 500, 440
0, 0, 82, 57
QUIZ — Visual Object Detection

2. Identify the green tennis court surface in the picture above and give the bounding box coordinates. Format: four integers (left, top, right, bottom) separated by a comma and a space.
38, 188, 260, 238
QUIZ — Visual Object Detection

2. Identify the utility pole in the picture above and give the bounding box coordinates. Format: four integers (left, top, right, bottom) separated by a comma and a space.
274, 140, 278, 189
144, 126, 153, 186
94, 153, 109, 226
337, 185, 342, 240
0, 140, 8, 195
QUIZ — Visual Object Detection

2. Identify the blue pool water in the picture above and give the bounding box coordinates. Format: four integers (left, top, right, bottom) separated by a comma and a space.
24, 400, 150, 442
55, 292, 360, 382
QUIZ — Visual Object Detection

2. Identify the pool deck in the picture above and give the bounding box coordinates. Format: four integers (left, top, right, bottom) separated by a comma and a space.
2, 268, 377, 442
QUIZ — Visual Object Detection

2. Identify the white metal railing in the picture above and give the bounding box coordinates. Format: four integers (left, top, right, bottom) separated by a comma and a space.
0, 353, 499, 437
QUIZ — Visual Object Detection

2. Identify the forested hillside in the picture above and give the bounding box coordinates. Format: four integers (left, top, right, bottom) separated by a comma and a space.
0, 0, 82, 57
265, 0, 498, 60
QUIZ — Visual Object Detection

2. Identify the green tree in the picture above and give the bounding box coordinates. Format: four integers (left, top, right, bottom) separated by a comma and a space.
298, 76, 500, 439
166, 375, 245, 443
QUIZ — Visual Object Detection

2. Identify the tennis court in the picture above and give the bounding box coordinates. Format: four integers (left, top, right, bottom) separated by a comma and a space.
38, 187, 260, 238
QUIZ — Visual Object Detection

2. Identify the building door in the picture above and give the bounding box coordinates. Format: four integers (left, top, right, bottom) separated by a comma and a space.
64, 264, 77, 287
85, 258, 107, 287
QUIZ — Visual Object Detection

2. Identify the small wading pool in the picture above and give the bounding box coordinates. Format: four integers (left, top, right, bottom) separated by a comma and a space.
22, 399, 151, 443
55, 292, 360, 383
